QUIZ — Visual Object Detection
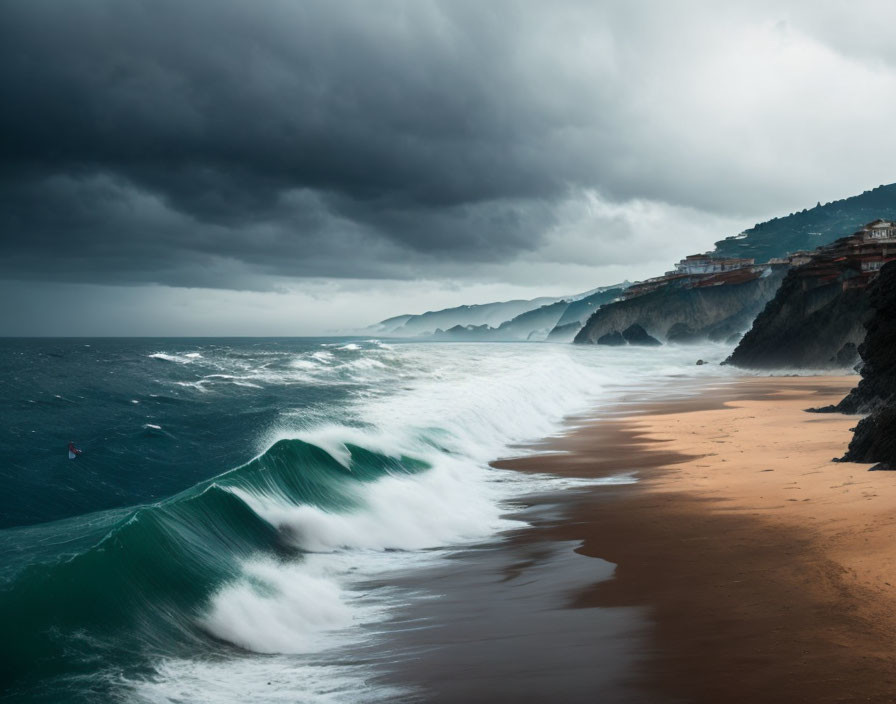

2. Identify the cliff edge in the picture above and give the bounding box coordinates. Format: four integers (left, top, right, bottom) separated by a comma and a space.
835, 261, 896, 468
724, 269, 870, 369
574, 268, 786, 345
727, 220, 896, 369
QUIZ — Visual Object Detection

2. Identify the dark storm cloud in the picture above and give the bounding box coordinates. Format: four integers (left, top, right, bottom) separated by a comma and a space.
1, 0, 895, 290
1, 0, 590, 287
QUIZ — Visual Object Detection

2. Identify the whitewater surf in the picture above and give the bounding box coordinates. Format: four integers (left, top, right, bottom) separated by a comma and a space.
0, 338, 738, 702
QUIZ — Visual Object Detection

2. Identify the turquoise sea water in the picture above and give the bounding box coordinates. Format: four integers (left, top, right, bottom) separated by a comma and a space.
0, 337, 734, 702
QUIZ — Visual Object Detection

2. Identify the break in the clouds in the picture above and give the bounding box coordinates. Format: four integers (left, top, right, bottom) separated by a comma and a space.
2, 0, 896, 332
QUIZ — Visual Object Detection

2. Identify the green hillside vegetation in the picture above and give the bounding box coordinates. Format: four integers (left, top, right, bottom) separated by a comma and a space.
712, 183, 896, 263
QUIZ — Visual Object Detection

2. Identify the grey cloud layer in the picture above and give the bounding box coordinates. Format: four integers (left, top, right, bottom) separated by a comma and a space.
2, 0, 895, 289
2, 1, 591, 286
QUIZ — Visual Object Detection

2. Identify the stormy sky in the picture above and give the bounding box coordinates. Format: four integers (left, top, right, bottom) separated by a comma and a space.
2, 0, 895, 335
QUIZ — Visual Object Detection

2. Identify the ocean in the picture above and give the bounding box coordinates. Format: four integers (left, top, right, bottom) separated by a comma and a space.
0, 337, 735, 702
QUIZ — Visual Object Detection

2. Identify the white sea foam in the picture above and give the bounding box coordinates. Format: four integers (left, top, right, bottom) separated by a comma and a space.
228, 457, 523, 554
129, 655, 407, 704
138, 339, 741, 700
199, 558, 368, 654
201, 374, 264, 389
206, 342, 735, 648
174, 380, 209, 392
339, 357, 386, 371
150, 352, 202, 364
290, 358, 319, 371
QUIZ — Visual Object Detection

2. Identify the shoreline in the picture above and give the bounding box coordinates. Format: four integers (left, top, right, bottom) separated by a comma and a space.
494, 375, 896, 703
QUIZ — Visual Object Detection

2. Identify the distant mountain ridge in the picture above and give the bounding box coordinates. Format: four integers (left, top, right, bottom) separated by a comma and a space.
369, 297, 561, 336
370, 283, 629, 339
432, 300, 570, 342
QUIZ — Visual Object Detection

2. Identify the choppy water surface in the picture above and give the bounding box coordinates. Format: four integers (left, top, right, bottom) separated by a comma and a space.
0, 337, 735, 702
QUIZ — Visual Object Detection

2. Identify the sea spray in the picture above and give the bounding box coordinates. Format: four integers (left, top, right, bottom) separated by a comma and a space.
0, 337, 741, 702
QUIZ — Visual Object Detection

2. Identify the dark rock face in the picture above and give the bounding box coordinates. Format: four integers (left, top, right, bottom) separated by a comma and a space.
725, 268, 871, 369
595, 325, 661, 347
597, 331, 626, 346
831, 342, 859, 368
834, 261, 896, 414
841, 408, 896, 469
833, 262, 896, 468
622, 324, 661, 346
574, 268, 787, 345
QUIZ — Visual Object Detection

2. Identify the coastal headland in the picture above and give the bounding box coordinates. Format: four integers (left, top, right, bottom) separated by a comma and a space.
495, 375, 896, 703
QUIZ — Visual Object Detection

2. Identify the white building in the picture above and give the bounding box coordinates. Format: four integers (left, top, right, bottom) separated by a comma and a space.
675, 255, 755, 275
861, 220, 896, 241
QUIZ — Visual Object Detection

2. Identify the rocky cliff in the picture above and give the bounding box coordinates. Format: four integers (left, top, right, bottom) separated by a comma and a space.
726, 221, 896, 369
825, 262, 896, 414
724, 270, 870, 369
832, 262, 896, 468
573, 267, 787, 345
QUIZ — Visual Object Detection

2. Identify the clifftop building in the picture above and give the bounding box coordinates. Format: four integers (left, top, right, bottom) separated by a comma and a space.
623, 219, 894, 304
860, 219, 896, 241
791, 219, 896, 291
674, 255, 755, 275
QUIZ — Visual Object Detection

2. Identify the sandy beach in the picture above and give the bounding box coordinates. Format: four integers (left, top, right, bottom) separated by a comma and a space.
494, 375, 896, 703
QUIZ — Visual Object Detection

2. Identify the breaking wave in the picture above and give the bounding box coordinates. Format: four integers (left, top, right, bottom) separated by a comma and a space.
1, 339, 735, 702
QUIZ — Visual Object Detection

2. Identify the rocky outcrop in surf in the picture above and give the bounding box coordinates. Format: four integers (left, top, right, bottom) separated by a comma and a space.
726, 220, 896, 369
592, 324, 661, 346
619, 324, 661, 346
596, 331, 625, 346
574, 267, 787, 345
841, 409, 896, 470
